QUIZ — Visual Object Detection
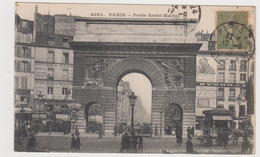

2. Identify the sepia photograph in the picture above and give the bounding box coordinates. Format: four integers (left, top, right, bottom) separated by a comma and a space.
12, 2, 255, 154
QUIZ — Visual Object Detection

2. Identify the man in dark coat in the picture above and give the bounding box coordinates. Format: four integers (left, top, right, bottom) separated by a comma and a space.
26, 133, 38, 151
241, 135, 250, 153
187, 126, 192, 140
138, 136, 143, 152
223, 130, 229, 148
71, 134, 76, 151
191, 125, 195, 137
98, 126, 103, 139
120, 132, 130, 152
75, 134, 81, 151
186, 139, 193, 153
176, 129, 182, 147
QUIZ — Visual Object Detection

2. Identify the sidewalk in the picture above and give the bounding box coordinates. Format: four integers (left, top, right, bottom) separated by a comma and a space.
36, 132, 119, 138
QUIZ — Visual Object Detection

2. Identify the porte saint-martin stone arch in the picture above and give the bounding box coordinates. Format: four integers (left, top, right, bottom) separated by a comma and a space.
70, 17, 202, 135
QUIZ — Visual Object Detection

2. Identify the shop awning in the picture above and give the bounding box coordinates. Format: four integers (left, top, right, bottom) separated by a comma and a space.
212, 116, 232, 121
56, 114, 70, 121
14, 105, 33, 113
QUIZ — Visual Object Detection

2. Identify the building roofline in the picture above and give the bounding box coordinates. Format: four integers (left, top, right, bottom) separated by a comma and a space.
74, 17, 199, 25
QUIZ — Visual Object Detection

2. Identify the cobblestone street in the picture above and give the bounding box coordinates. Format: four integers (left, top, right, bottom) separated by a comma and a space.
15, 133, 248, 154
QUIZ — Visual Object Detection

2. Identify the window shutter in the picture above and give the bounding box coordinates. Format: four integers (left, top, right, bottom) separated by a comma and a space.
28, 62, 31, 72
17, 61, 21, 71
15, 46, 18, 56
17, 47, 21, 57
28, 48, 31, 58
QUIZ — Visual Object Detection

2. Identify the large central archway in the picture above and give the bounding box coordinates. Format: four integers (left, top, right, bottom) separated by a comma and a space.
102, 58, 169, 133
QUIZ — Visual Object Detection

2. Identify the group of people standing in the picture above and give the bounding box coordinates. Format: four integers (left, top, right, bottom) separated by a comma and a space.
120, 132, 144, 153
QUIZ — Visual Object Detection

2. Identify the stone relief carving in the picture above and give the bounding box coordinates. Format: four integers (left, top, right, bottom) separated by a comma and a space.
84, 58, 115, 88
153, 59, 184, 87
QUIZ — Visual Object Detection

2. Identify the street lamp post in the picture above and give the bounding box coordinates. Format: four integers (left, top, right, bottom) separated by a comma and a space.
128, 92, 137, 153
129, 92, 137, 134
37, 92, 43, 133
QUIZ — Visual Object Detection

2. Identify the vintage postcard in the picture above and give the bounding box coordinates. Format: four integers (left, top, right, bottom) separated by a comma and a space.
14, 3, 255, 154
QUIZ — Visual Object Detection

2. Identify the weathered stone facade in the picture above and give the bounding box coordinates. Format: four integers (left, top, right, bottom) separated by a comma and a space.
70, 18, 201, 134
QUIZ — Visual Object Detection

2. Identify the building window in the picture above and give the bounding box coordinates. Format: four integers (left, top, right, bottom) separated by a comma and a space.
229, 60, 236, 71
218, 60, 225, 70
63, 53, 69, 64
63, 38, 70, 47
62, 69, 69, 80
47, 87, 53, 95
22, 47, 31, 58
217, 88, 225, 101
240, 87, 246, 97
218, 73, 225, 82
15, 77, 19, 89
62, 88, 68, 95
21, 77, 27, 89
239, 105, 246, 117
229, 105, 235, 111
48, 51, 54, 63
20, 96, 28, 104
48, 36, 54, 46
16, 47, 31, 58
229, 73, 236, 83
17, 61, 30, 72
229, 88, 236, 101
47, 68, 54, 79
229, 105, 236, 115
240, 60, 247, 72
240, 74, 246, 81
21, 21, 27, 28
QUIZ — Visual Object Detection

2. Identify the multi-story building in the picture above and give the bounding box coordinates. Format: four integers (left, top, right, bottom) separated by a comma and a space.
30, 7, 76, 132
117, 80, 132, 124
15, 14, 35, 127
15, 15, 35, 107
195, 34, 254, 134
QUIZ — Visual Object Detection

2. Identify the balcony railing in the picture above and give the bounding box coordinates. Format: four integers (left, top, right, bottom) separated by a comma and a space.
229, 67, 236, 71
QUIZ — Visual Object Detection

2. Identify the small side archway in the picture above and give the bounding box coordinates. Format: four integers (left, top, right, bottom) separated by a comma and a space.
84, 102, 103, 133
164, 103, 183, 135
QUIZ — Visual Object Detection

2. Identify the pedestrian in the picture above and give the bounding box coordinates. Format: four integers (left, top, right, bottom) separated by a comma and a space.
71, 133, 76, 151
205, 131, 212, 147
26, 133, 38, 151
134, 135, 138, 153
186, 138, 193, 153
154, 125, 158, 136
187, 126, 192, 140
120, 132, 129, 152
75, 134, 81, 151
75, 125, 80, 136
98, 126, 103, 139
138, 136, 143, 152
114, 125, 118, 137
233, 129, 239, 146
241, 134, 250, 154
223, 130, 229, 148
176, 129, 182, 147
191, 125, 195, 137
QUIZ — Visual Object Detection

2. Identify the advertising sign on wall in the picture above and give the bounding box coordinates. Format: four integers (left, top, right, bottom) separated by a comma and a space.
196, 56, 217, 82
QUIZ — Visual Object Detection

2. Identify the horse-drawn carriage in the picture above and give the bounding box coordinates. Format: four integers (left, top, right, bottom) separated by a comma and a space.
195, 106, 239, 146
